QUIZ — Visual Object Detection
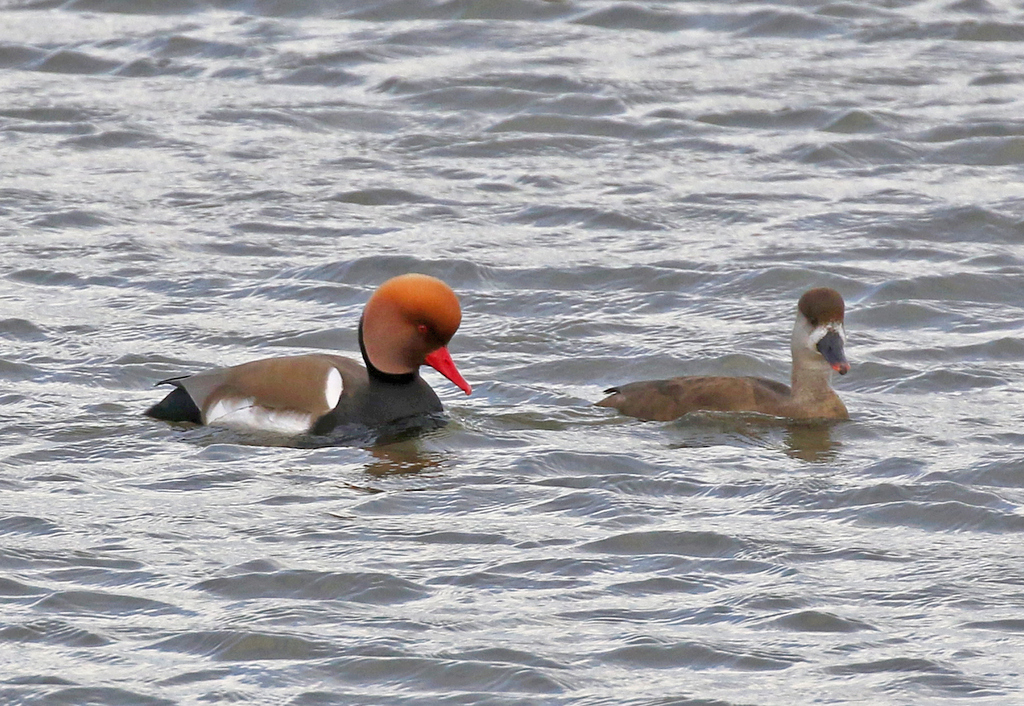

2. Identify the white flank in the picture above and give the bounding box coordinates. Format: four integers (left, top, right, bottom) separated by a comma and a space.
205, 397, 313, 435
206, 397, 255, 424
324, 367, 343, 409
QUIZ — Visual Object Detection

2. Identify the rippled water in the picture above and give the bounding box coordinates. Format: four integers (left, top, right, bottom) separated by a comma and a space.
2, 1, 1024, 704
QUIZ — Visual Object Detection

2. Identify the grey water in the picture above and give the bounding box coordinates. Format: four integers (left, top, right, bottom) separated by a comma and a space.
2, 0, 1024, 704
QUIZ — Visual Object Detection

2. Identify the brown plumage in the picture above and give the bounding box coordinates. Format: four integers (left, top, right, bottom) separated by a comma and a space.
596, 287, 850, 421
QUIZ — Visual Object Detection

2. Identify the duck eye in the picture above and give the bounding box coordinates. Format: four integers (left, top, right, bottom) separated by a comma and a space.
417, 324, 430, 336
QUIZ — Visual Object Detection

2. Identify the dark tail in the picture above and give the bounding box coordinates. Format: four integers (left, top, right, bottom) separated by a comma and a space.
145, 382, 202, 424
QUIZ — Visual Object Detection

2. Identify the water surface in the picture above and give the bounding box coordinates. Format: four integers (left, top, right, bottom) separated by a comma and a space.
2, 1, 1024, 704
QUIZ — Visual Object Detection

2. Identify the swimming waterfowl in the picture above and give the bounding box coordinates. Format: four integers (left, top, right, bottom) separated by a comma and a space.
145, 273, 471, 434
596, 287, 850, 421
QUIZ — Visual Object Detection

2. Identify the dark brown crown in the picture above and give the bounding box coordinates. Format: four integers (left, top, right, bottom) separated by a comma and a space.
798, 287, 845, 326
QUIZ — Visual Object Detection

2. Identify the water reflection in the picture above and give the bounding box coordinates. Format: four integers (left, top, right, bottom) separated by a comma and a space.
666, 413, 842, 463
782, 420, 841, 463
363, 441, 450, 477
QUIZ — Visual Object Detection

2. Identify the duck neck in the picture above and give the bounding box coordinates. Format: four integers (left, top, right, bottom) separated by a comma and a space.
789, 316, 834, 402
359, 317, 417, 385
790, 355, 834, 401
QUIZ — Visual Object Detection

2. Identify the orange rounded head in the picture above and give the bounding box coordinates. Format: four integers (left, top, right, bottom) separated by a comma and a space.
362, 274, 471, 394
370, 273, 463, 344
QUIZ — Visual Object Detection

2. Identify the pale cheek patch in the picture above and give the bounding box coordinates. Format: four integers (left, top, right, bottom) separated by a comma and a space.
205, 397, 313, 435
325, 367, 343, 409
808, 323, 845, 349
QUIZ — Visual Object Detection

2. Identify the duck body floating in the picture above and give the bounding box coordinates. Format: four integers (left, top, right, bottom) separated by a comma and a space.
146, 274, 471, 435
597, 288, 850, 421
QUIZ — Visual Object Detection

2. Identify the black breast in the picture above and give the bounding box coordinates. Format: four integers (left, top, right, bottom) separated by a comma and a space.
311, 374, 443, 435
